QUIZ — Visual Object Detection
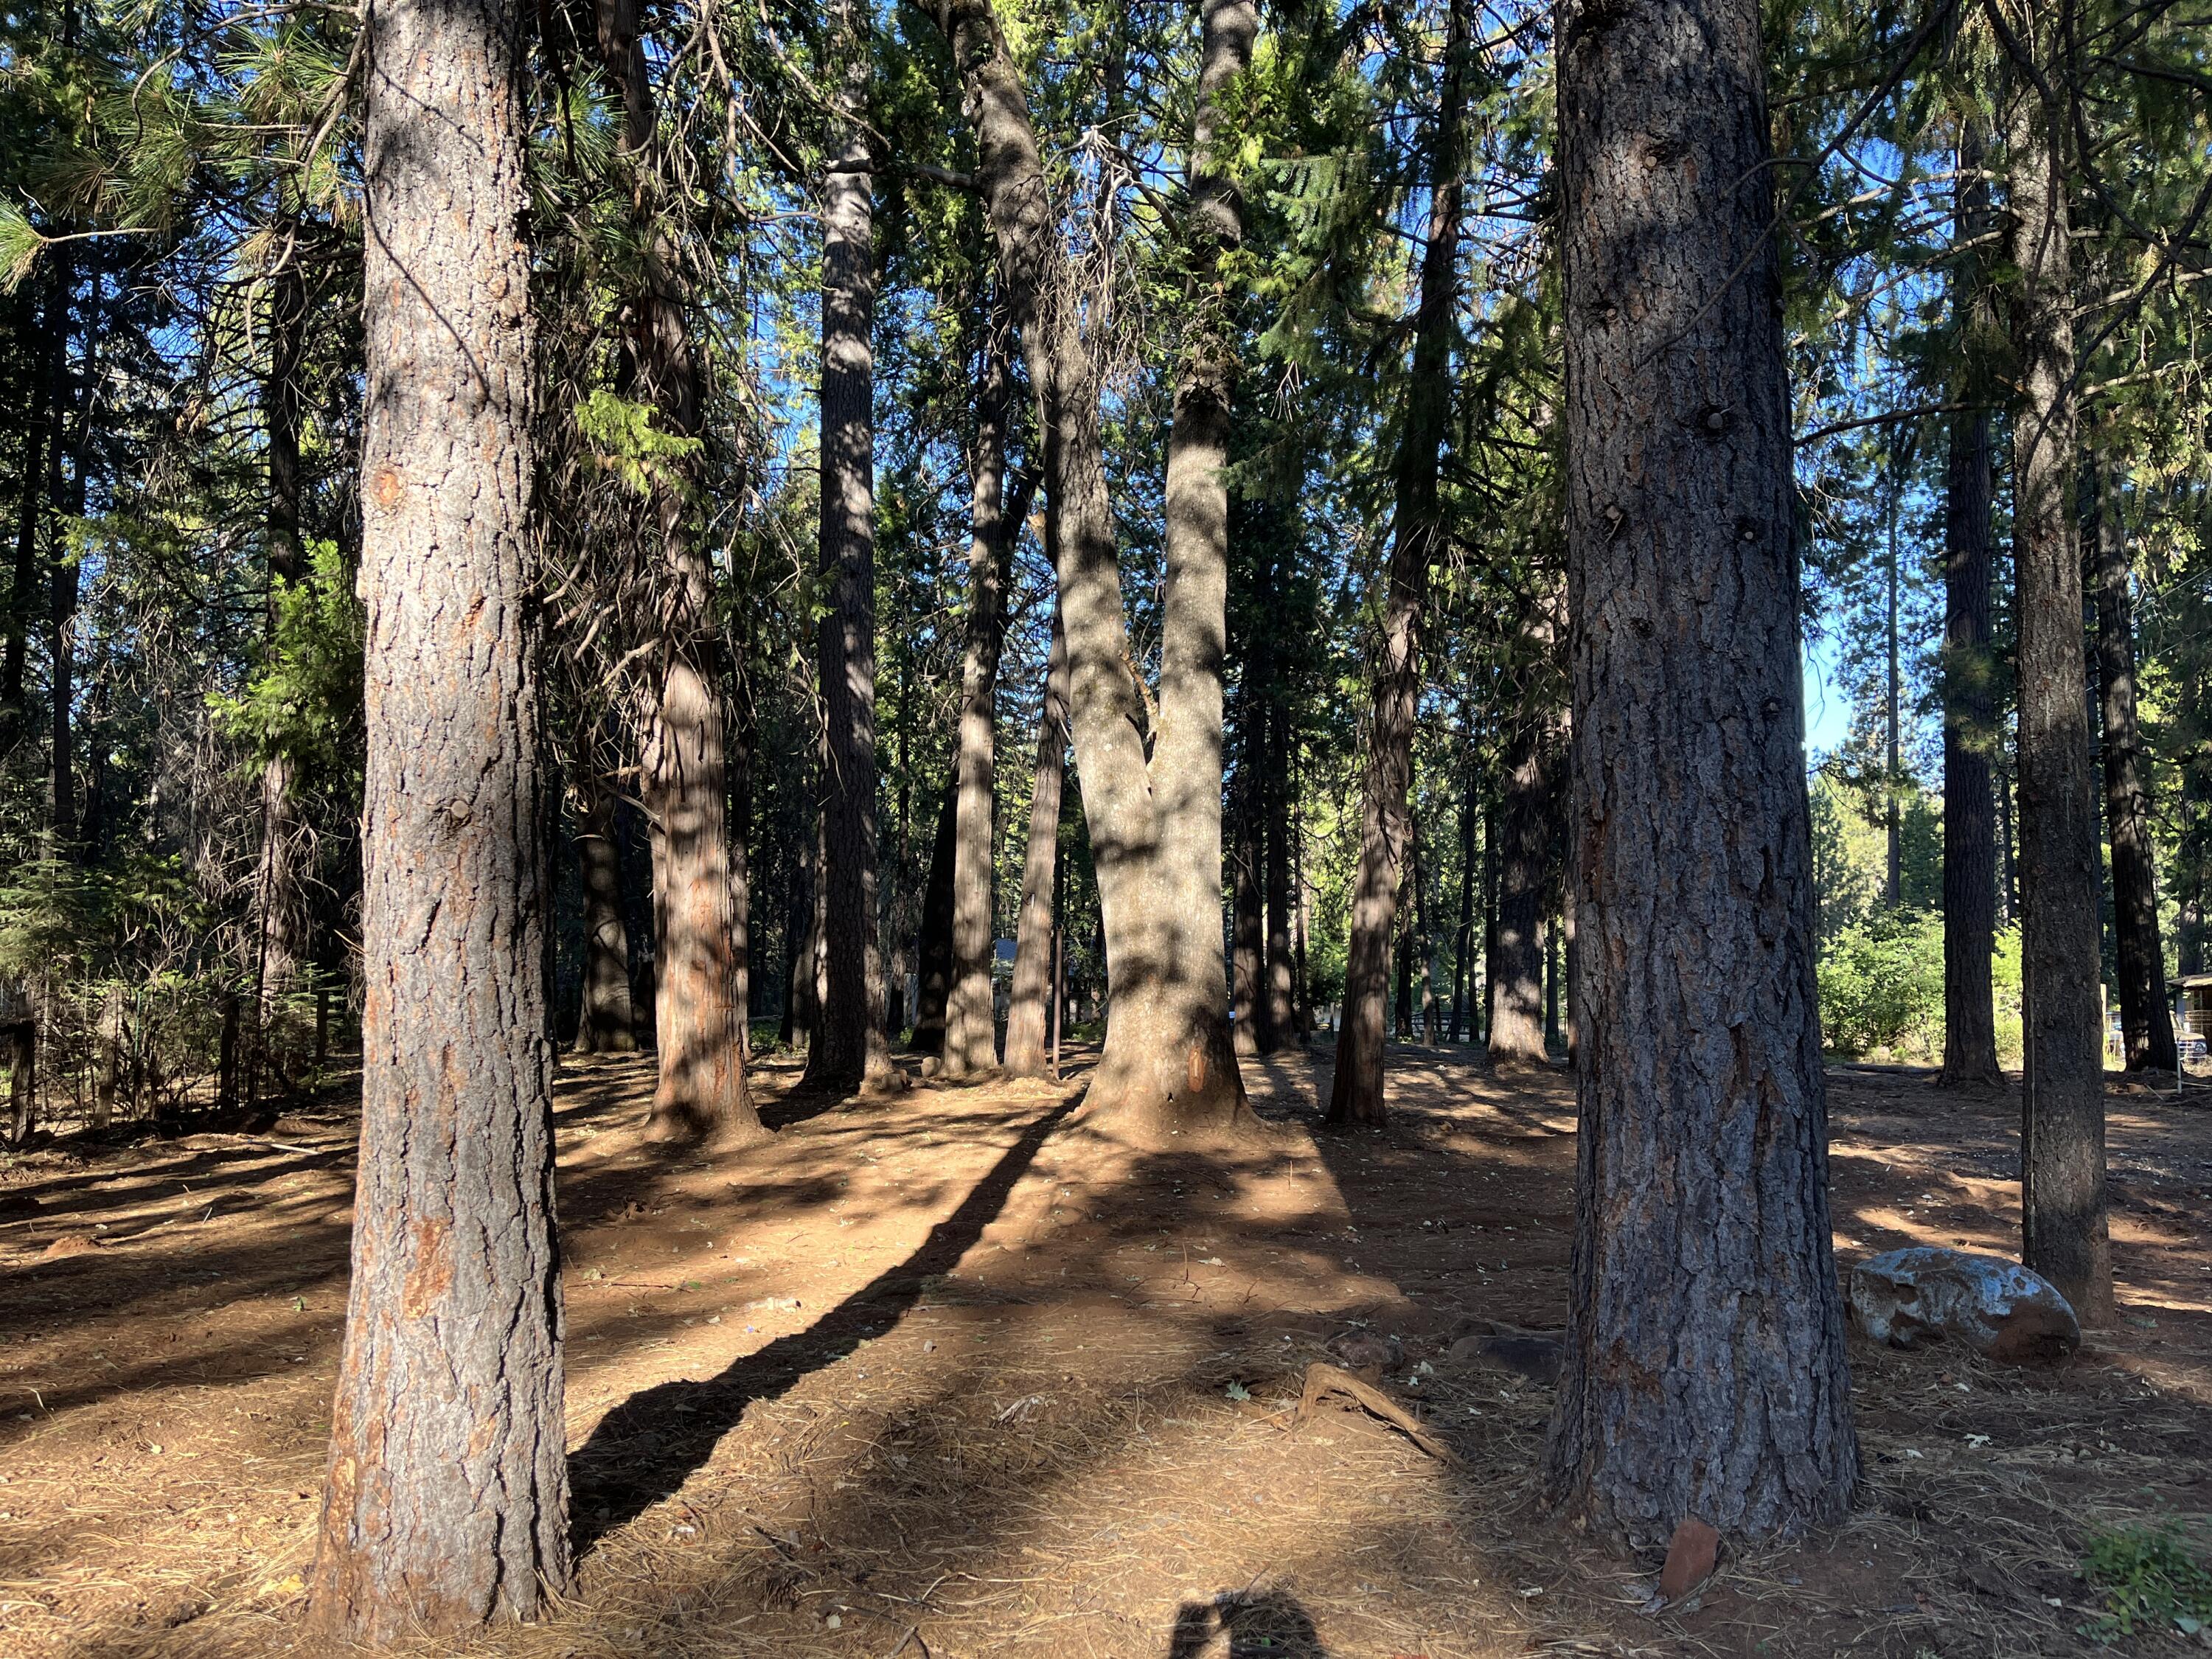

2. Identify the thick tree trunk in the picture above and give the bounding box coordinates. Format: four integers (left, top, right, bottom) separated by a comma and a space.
2089, 453, 2176, 1071
908, 779, 957, 1056
1998, 21, 2111, 1325
574, 761, 637, 1053
1326, 0, 1467, 1125
1938, 124, 2002, 1088
807, 12, 890, 1092
592, 0, 757, 1140
942, 328, 1020, 1075
1004, 614, 1069, 1076
1265, 699, 1299, 1046
305, 0, 571, 1630
1544, 0, 1858, 1546
932, 0, 1256, 1134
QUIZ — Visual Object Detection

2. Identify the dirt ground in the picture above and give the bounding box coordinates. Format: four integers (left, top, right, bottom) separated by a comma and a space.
2, 1042, 2209, 1659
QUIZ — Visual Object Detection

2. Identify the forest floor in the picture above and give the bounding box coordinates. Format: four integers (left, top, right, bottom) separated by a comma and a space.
2, 1044, 2210, 1659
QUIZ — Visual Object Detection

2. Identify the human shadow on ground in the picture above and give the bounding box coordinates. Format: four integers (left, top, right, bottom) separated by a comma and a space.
567, 1090, 1079, 1551
1167, 1587, 1329, 1657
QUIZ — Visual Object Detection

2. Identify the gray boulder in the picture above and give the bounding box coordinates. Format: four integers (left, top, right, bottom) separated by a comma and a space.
1848, 1246, 2081, 1364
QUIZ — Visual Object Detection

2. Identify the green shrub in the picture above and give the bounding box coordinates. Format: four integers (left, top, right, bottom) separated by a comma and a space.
2079, 1523, 2212, 1644
1818, 907, 1947, 1060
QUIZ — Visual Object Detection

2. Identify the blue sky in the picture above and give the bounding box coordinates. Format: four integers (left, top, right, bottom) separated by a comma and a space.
1801, 633, 1854, 759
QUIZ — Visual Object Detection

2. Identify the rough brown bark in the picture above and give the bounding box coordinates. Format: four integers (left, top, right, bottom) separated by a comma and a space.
305, 0, 571, 1628
1264, 699, 1299, 1047
1327, 0, 1467, 1125
2089, 451, 2176, 1072
574, 759, 637, 1053
931, 0, 1256, 1134
942, 327, 1020, 1076
1544, 0, 1858, 1546
1489, 688, 1557, 1068
1938, 123, 2003, 1088
807, 8, 889, 1092
1997, 14, 2112, 1325
1004, 613, 1069, 1077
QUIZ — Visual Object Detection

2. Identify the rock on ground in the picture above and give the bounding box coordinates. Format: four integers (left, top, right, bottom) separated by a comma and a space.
1848, 1245, 2081, 1363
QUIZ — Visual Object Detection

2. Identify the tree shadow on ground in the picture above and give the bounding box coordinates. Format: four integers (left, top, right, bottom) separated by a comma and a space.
1167, 1587, 1329, 1657
567, 1091, 1079, 1550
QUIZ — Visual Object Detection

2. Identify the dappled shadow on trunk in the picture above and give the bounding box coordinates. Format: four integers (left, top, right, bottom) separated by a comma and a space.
567, 1093, 1079, 1550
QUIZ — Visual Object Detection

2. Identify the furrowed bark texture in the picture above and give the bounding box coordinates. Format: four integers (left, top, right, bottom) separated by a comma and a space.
1489, 614, 1562, 1068
943, 327, 1017, 1075
808, 14, 889, 1093
1327, 0, 1467, 1125
1998, 18, 2111, 1324
1544, 0, 1858, 1546
2089, 455, 2175, 1072
932, 0, 1254, 1132
1004, 613, 1069, 1076
306, 0, 570, 1632
594, 0, 757, 1140
1938, 122, 2001, 1088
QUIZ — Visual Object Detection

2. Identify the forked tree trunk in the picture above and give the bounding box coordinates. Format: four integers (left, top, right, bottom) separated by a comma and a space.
1327, 0, 1467, 1125
305, 0, 571, 1630
1998, 13, 2111, 1324
1938, 128, 2002, 1088
931, 0, 1256, 1134
807, 7, 890, 1093
1544, 0, 1858, 1545
1004, 614, 1070, 1076
574, 760, 637, 1052
943, 327, 1020, 1075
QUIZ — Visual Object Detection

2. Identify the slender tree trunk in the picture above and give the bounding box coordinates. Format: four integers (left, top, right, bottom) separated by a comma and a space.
1265, 698, 1298, 1046
808, 7, 889, 1092
1453, 754, 1476, 1042
1997, 18, 2111, 1326
1884, 452, 1903, 906
1489, 697, 1554, 1068
2, 1006, 32, 1148
909, 779, 957, 1056
2089, 451, 2176, 1071
574, 760, 637, 1052
305, 0, 571, 1628
1544, 0, 1857, 1545
1004, 613, 1069, 1076
1328, 0, 1467, 1124
1939, 129, 2002, 1086
732, 650, 755, 1054
1232, 734, 1265, 1057
47, 264, 93, 853
1998, 757, 2019, 925
0, 261, 62, 761
943, 326, 1020, 1074
931, 0, 1257, 1133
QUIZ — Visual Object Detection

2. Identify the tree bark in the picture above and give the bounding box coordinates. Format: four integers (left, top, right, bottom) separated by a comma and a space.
942, 326, 1020, 1075
1452, 753, 1476, 1042
1938, 128, 2002, 1087
908, 778, 957, 1056
1997, 14, 2112, 1325
1544, 0, 1858, 1545
807, 6, 890, 1093
931, 0, 1256, 1134
1004, 613, 1070, 1077
1489, 685, 1556, 1068
574, 759, 637, 1052
1326, 0, 1467, 1125
305, 0, 571, 1628
1265, 698, 1299, 1046
2089, 451, 2176, 1071
1232, 715, 1265, 1056
0, 260, 62, 762
47, 262, 93, 854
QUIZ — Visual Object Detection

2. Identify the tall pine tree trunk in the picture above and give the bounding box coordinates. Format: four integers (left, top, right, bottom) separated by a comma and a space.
943, 327, 1018, 1074
574, 757, 637, 1052
1999, 17, 2111, 1324
1489, 691, 1556, 1068
1544, 0, 1857, 1544
908, 778, 957, 1055
2089, 450, 2175, 1071
306, 0, 569, 1629
1004, 613, 1070, 1076
808, 6, 889, 1091
1231, 716, 1265, 1056
1327, 0, 1467, 1124
1265, 699, 1299, 1046
1, 261, 62, 762
1938, 128, 2002, 1087
931, 0, 1256, 1133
